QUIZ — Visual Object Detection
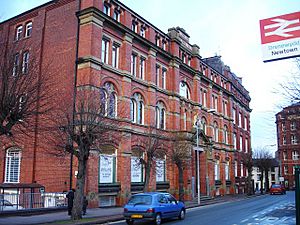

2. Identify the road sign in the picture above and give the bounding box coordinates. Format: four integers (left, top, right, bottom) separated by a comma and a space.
260, 11, 300, 62
279, 176, 284, 182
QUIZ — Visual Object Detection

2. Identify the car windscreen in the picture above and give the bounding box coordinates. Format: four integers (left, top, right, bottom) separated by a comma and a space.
272, 184, 281, 188
128, 195, 152, 205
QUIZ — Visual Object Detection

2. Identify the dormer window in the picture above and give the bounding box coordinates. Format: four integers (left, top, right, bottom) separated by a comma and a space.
182, 53, 186, 63
188, 57, 191, 66
132, 19, 138, 33
140, 26, 146, 38
155, 35, 160, 47
103, 4, 110, 15
113, 10, 120, 22
162, 40, 167, 50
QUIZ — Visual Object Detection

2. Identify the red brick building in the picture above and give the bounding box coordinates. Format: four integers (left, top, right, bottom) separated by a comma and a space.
276, 103, 300, 189
0, 0, 251, 207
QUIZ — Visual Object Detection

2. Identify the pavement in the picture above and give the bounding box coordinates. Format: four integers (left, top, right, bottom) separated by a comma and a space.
0, 194, 262, 225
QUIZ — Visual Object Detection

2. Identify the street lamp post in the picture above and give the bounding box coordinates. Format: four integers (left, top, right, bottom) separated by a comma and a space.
194, 109, 215, 205
196, 120, 201, 205
194, 117, 203, 205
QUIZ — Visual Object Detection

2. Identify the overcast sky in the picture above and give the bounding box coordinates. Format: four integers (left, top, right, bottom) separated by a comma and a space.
1, 0, 299, 155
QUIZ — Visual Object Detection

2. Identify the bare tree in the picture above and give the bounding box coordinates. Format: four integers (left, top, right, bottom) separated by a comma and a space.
277, 57, 300, 104
170, 132, 192, 201
133, 126, 167, 193
241, 152, 254, 195
253, 148, 273, 194
49, 89, 122, 220
0, 43, 53, 141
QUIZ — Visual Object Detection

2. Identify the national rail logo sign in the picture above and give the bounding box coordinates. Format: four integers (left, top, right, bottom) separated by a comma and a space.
260, 11, 300, 62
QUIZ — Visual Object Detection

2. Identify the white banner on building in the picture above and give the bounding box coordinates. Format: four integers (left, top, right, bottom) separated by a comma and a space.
131, 157, 142, 182
100, 155, 113, 183
156, 160, 165, 182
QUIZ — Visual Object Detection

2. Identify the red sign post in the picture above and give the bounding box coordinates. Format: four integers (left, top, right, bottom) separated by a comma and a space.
260, 11, 300, 62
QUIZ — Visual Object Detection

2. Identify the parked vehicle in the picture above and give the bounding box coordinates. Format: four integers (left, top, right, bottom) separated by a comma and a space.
270, 184, 286, 195
0, 200, 23, 211
123, 192, 185, 225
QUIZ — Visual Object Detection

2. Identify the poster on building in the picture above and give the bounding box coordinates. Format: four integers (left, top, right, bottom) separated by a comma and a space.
99, 155, 113, 183
156, 160, 165, 182
131, 157, 142, 182
260, 11, 300, 62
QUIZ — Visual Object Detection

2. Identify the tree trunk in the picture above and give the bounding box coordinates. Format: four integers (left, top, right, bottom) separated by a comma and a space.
265, 169, 269, 192
177, 163, 184, 201
260, 168, 264, 194
247, 168, 253, 195
72, 157, 87, 220
143, 161, 151, 193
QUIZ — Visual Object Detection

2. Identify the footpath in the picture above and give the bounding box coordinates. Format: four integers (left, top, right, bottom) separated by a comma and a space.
0, 194, 261, 225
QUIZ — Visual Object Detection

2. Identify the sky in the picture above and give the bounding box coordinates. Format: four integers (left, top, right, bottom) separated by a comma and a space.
1, 0, 300, 155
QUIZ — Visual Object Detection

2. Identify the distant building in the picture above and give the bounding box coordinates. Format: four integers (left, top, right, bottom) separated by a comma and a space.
252, 159, 280, 191
0, 0, 251, 207
276, 103, 300, 189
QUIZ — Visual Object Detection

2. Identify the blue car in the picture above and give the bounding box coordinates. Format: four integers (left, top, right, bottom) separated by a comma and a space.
123, 192, 185, 225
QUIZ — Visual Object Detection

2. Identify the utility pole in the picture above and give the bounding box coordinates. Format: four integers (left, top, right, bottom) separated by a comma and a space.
295, 166, 300, 225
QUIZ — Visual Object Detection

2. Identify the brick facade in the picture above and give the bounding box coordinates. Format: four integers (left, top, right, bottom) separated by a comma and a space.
0, 0, 251, 206
276, 103, 300, 189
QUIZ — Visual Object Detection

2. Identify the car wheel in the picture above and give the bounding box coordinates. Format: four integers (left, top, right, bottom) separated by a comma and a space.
154, 213, 162, 225
178, 209, 185, 220
126, 219, 134, 225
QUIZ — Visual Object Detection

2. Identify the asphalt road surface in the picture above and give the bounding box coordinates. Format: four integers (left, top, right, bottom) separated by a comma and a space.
109, 191, 296, 225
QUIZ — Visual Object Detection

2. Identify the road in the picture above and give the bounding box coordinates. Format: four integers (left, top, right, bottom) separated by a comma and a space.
110, 191, 295, 225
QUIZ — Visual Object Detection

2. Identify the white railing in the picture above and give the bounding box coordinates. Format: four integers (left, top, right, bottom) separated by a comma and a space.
0, 192, 67, 211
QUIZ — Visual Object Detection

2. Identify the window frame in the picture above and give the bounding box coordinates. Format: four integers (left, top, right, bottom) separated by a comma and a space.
292, 151, 299, 160
112, 44, 119, 68
22, 51, 29, 74
13, 53, 20, 76
291, 134, 298, 145
156, 101, 166, 130
156, 158, 166, 182
139, 57, 145, 80
103, 4, 111, 16
15, 25, 23, 41
25, 21, 32, 37
101, 39, 109, 64
131, 54, 137, 76
131, 93, 144, 125
113, 10, 120, 22
214, 160, 220, 180
156, 65, 160, 87
99, 154, 116, 184
179, 81, 190, 99
162, 68, 167, 89
5, 148, 21, 183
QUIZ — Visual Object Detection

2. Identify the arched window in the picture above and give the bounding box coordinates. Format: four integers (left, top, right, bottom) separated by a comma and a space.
201, 117, 207, 134
156, 156, 166, 182
156, 101, 166, 129
224, 125, 228, 144
100, 89, 107, 115
213, 122, 218, 142
130, 99, 136, 122
100, 82, 118, 117
179, 81, 190, 99
131, 93, 144, 125
5, 148, 21, 183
